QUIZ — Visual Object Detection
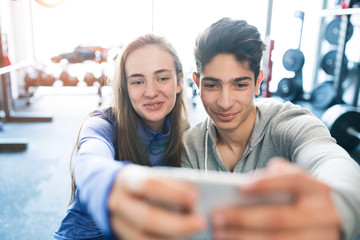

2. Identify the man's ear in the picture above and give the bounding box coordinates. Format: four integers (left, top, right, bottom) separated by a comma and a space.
255, 70, 264, 95
193, 72, 200, 88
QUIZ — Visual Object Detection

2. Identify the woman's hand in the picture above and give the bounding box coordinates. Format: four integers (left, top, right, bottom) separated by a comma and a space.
108, 165, 206, 240
211, 158, 342, 240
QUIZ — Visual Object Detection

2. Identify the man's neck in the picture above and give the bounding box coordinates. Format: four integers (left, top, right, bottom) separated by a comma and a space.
215, 107, 257, 171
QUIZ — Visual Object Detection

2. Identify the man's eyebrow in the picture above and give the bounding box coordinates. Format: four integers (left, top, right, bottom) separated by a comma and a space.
201, 76, 252, 82
201, 77, 220, 82
234, 76, 252, 81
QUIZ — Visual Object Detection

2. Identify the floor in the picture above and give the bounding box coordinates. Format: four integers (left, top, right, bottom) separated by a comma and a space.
0, 86, 359, 240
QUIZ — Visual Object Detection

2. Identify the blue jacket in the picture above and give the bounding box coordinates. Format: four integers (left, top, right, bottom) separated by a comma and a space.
54, 108, 171, 239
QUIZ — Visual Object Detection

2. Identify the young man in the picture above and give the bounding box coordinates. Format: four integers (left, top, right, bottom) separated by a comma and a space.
182, 17, 360, 240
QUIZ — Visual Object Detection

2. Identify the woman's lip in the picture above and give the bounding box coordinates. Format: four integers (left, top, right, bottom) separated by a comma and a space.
215, 112, 237, 121
144, 102, 163, 111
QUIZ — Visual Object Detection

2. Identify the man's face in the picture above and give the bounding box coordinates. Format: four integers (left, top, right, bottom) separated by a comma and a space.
198, 54, 262, 132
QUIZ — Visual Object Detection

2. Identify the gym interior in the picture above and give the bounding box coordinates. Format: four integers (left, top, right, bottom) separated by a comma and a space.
1, 0, 360, 239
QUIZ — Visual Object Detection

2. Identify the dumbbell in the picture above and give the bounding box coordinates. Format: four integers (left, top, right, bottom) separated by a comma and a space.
59, 70, 79, 86
321, 104, 360, 151
96, 73, 108, 86
39, 72, 56, 86
24, 69, 41, 88
84, 72, 97, 86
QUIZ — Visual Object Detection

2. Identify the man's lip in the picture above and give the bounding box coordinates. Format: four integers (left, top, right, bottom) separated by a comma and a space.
214, 112, 237, 121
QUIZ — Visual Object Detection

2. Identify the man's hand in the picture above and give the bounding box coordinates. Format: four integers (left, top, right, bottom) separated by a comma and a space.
211, 158, 342, 240
108, 165, 206, 240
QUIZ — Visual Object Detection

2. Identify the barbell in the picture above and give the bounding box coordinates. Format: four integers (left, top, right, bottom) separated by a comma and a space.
321, 104, 360, 151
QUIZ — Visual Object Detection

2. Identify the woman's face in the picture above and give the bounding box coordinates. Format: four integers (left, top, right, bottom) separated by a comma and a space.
126, 45, 182, 132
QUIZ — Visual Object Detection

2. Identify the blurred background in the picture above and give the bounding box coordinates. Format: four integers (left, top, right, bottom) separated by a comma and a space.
1, 0, 360, 239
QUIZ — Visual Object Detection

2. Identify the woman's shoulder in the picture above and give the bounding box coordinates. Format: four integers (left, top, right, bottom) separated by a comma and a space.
90, 107, 116, 126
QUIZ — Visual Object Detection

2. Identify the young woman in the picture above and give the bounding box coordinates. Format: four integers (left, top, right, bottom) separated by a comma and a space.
54, 34, 205, 240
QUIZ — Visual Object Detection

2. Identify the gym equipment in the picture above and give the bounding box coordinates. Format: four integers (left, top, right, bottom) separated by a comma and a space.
321, 104, 360, 151
260, 0, 274, 98
0, 138, 28, 151
325, 18, 354, 45
51, 45, 109, 64
310, 81, 337, 109
320, 50, 348, 76
277, 11, 305, 102
24, 66, 56, 88
277, 76, 303, 102
313, 49, 349, 109
261, 37, 274, 98
59, 70, 79, 86
312, 10, 354, 110
84, 72, 97, 86
96, 73, 107, 86
39, 71, 56, 86
24, 68, 42, 90
282, 11, 305, 72
283, 49, 305, 73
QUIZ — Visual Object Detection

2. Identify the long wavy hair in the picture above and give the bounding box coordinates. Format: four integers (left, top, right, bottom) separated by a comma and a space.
69, 34, 188, 204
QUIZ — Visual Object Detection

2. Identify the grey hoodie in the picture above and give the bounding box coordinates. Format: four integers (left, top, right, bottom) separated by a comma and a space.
182, 98, 360, 240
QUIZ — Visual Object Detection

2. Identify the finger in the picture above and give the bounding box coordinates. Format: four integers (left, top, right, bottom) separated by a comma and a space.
213, 226, 340, 240
141, 177, 199, 211
111, 214, 184, 240
241, 165, 321, 196
117, 191, 206, 236
212, 204, 339, 230
212, 205, 300, 230
120, 165, 199, 210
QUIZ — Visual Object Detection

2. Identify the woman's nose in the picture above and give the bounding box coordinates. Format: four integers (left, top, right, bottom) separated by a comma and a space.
144, 81, 158, 98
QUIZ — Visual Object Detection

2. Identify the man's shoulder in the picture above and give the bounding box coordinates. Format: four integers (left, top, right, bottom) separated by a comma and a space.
184, 119, 208, 142
256, 97, 311, 117
255, 97, 285, 110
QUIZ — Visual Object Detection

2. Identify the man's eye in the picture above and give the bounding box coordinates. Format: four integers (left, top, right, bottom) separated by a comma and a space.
237, 83, 248, 88
204, 83, 216, 88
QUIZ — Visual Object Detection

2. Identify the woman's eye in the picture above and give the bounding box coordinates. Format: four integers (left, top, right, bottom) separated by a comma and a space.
158, 77, 169, 82
131, 80, 143, 85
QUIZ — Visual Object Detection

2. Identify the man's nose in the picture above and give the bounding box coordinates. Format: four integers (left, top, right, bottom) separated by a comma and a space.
217, 88, 233, 111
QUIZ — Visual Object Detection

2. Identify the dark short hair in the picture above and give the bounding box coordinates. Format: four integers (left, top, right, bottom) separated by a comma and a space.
194, 17, 266, 80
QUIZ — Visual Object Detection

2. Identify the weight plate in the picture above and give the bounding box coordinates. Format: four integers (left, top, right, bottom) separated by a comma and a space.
320, 50, 348, 76
325, 18, 354, 45
277, 77, 301, 102
311, 81, 336, 109
282, 49, 305, 72
321, 104, 360, 151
